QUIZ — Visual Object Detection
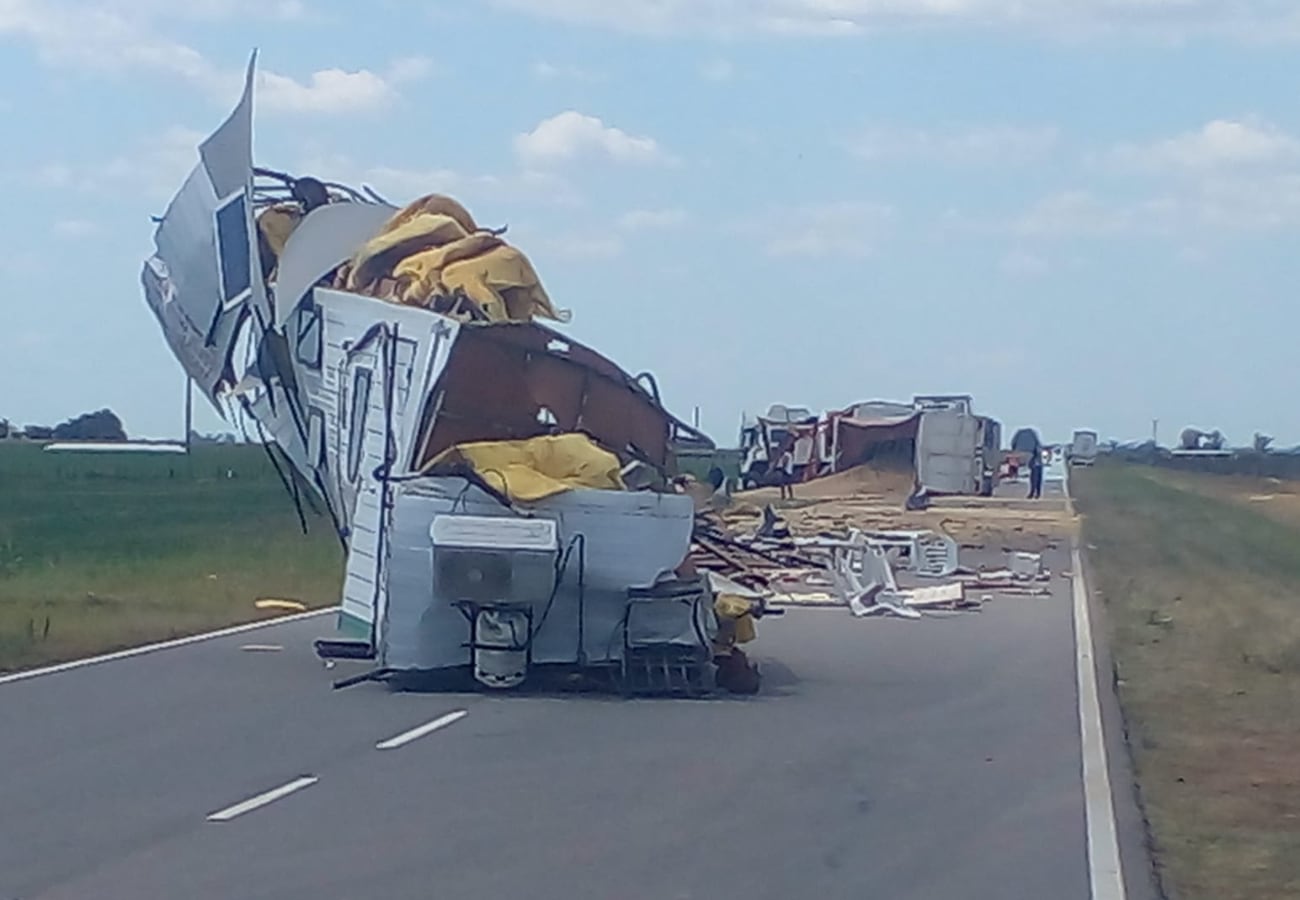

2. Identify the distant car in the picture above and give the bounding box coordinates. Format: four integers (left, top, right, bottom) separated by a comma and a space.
1068, 429, 1099, 466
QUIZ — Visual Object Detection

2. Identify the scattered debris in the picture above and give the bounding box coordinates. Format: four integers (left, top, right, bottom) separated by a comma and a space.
255, 599, 308, 612
901, 583, 981, 611
687, 502, 982, 619
1008, 551, 1043, 580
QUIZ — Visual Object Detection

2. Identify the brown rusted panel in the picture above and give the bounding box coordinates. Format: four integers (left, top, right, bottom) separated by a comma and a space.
834, 414, 920, 471
415, 321, 700, 472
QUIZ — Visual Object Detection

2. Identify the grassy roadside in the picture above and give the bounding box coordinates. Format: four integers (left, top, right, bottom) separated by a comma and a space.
0, 443, 343, 673
1073, 464, 1300, 900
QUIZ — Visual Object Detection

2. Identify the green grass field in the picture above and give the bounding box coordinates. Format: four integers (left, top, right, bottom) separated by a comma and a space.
1074, 464, 1300, 900
0, 443, 343, 673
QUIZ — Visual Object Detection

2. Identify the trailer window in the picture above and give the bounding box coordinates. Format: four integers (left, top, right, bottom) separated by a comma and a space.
347, 368, 372, 483
213, 189, 253, 311
307, 405, 326, 469
294, 301, 323, 370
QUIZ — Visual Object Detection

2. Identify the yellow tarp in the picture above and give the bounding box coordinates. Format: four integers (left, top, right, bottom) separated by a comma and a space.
421, 433, 625, 503
385, 193, 478, 235
392, 233, 504, 304
347, 212, 470, 290
439, 243, 571, 324
334, 193, 570, 324
256, 203, 303, 267
714, 594, 757, 644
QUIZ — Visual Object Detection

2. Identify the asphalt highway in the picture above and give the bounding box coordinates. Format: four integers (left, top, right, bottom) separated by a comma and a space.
0, 480, 1155, 900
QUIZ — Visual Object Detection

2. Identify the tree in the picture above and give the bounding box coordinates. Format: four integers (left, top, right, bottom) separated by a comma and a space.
0, 418, 9, 439
52, 409, 127, 441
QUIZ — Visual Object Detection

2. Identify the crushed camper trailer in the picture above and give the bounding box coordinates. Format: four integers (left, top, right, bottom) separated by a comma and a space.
140, 54, 768, 696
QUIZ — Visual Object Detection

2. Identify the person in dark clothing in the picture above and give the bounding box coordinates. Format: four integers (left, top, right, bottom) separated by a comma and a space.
1028, 448, 1044, 499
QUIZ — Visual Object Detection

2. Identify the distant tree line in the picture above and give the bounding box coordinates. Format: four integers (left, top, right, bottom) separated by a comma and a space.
0, 409, 128, 441
188, 429, 243, 445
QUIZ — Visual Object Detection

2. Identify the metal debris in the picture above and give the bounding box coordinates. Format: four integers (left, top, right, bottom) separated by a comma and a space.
255, 599, 308, 612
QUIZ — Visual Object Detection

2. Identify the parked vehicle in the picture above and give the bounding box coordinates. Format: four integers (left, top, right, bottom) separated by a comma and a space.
1068, 429, 1098, 467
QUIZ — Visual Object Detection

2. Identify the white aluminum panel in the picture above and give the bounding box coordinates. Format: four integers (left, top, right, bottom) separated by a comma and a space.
430, 515, 559, 551
272, 201, 398, 322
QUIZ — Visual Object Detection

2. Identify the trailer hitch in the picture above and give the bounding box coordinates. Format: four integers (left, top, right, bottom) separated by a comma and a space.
330, 667, 396, 690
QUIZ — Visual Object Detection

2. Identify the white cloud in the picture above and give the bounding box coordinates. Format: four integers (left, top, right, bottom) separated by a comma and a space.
700, 59, 736, 81
1192, 173, 1300, 229
754, 201, 894, 259
386, 56, 436, 84
297, 153, 583, 209
999, 248, 1050, 278
1106, 118, 1300, 173
257, 68, 396, 114
849, 125, 1059, 166
528, 233, 625, 260
34, 164, 75, 188
36, 126, 205, 200
617, 208, 689, 230
992, 175, 1300, 240
515, 111, 671, 167
1013, 190, 1178, 238
487, 0, 1300, 40
51, 218, 100, 238
532, 60, 597, 80
95, 0, 307, 21
758, 14, 863, 37
0, 1, 422, 115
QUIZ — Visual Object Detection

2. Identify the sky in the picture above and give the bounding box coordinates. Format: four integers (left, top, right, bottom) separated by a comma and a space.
2, 0, 1298, 448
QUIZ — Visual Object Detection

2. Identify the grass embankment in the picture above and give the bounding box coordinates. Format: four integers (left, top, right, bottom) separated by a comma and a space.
1073, 464, 1300, 900
0, 443, 343, 673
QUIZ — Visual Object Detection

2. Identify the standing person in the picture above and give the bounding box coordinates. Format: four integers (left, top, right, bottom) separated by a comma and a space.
777, 446, 795, 501
1028, 446, 1044, 499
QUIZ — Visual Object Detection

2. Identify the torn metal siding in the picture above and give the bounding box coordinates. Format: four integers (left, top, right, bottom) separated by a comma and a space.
415, 323, 692, 475
833, 413, 920, 472
141, 55, 268, 406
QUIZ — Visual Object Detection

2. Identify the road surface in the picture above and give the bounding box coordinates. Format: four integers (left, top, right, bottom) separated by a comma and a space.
0, 478, 1155, 900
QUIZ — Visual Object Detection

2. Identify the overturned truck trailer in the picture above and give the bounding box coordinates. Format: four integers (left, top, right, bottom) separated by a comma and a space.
140, 55, 761, 695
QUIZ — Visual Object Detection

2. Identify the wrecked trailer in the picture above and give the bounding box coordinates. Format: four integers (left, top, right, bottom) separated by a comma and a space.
139, 54, 765, 696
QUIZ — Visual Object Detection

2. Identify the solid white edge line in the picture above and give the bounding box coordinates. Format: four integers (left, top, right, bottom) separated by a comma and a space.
376, 709, 469, 750
206, 775, 319, 822
1064, 469, 1127, 900
0, 608, 337, 687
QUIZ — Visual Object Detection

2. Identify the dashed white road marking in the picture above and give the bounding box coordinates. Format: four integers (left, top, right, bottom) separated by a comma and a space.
206, 776, 319, 823
1063, 469, 1127, 900
376, 710, 469, 750
0, 608, 335, 687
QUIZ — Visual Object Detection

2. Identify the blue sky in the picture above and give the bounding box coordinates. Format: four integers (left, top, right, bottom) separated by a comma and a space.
2, 0, 1298, 447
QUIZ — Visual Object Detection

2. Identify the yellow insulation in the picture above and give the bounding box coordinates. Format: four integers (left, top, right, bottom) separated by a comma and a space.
335, 193, 570, 324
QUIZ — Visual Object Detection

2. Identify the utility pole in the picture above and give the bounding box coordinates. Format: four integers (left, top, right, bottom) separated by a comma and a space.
184, 376, 194, 453
693, 406, 701, 430
1151, 418, 1158, 446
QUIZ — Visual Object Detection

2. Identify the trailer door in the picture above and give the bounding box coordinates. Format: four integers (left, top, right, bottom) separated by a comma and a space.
916, 410, 979, 495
